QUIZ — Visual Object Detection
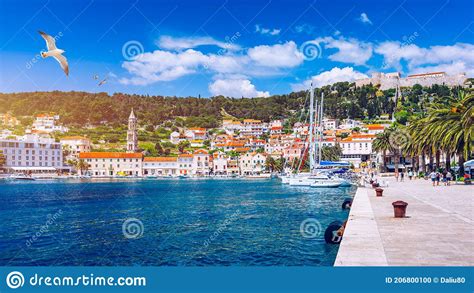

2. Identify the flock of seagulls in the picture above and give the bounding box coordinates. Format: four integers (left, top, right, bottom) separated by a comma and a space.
38, 30, 108, 86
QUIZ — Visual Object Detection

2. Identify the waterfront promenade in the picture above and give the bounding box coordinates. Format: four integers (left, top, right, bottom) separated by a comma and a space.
335, 177, 474, 266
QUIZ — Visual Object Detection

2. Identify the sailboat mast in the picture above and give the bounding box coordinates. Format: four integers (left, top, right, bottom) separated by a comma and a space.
312, 95, 319, 172
308, 83, 315, 172
318, 92, 324, 166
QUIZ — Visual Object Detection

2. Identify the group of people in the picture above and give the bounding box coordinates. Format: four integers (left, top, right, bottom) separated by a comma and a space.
393, 169, 453, 186
429, 170, 453, 186
394, 170, 416, 182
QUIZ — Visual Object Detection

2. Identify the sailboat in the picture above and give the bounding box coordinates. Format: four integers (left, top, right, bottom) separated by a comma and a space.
287, 84, 342, 188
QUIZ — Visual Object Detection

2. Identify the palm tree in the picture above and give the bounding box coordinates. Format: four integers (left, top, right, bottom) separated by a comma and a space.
408, 90, 473, 175
0, 150, 6, 173
265, 156, 276, 172
373, 129, 393, 172
76, 159, 89, 175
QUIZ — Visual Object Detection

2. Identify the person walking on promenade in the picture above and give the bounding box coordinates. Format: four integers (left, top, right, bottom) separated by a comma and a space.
442, 170, 448, 186
408, 170, 413, 180
446, 171, 452, 186
400, 171, 405, 182
436, 171, 441, 186
430, 171, 437, 186
395, 172, 399, 182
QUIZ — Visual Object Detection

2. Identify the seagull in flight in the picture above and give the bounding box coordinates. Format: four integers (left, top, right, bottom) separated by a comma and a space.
38, 31, 69, 76
98, 78, 108, 86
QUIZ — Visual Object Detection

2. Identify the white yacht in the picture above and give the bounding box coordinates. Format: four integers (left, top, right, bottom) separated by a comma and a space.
8, 173, 36, 181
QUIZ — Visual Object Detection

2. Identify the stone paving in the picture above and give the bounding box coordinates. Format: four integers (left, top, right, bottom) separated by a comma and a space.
335, 177, 474, 266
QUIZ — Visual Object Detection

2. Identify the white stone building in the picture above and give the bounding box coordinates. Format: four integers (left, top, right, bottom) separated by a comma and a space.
60, 136, 92, 161
31, 113, 69, 133
212, 151, 228, 175
239, 152, 266, 175
0, 134, 64, 174
192, 149, 211, 176
178, 154, 193, 175
79, 152, 143, 176
143, 157, 178, 176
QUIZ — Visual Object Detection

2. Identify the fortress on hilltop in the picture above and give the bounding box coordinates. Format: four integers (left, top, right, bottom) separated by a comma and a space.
355, 71, 467, 90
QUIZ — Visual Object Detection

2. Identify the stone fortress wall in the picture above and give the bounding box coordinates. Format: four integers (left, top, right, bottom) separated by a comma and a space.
355, 71, 467, 90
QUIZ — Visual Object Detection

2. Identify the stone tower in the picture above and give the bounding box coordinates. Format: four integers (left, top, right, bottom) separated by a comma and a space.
126, 108, 138, 153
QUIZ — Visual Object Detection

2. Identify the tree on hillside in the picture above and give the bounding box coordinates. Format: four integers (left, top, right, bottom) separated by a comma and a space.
155, 142, 164, 155
177, 141, 190, 153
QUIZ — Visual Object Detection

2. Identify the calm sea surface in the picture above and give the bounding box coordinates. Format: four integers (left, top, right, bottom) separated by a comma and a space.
0, 178, 355, 266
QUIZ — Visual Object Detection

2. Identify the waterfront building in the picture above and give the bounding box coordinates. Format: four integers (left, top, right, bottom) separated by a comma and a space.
212, 151, 228, 175
0, 134, 64, 174
339, 134, 376, 168
239, 152, 267, 175
143, 157, 178, 176
226, 158, 240, 175
60, 136, 92, 161
178, 154, 193, 175
126, 109, 138, 153
79, 152, 143, 176
192, 149, 211, 176
31, 113, 69, 133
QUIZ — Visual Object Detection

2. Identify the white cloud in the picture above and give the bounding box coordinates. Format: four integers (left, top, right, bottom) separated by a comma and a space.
157, 35, 240, 51
291, 67, 368, 91
248, 41, 304, 67
359, 13, 372, 25
209, 79, 270, 98
375, 42, 474, 76
120, 49, 208, 85
255, 24, 281, 36
314, 37, 373, 65
120, 41, 304, 85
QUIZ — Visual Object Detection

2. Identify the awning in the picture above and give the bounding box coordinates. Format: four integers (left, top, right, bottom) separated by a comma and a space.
386, 164, 406, 170
11, 167, 57, 171
464, 160, 474, 168
319, 160, 351, 167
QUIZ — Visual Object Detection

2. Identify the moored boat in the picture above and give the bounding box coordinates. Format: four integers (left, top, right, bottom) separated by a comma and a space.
8, 173, 36, 181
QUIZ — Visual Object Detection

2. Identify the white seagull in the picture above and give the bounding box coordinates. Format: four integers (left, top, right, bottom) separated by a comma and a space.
38, 31, 69, 76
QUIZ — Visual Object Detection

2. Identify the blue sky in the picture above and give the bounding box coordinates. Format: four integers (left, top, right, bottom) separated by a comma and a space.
0, 0, 473, 97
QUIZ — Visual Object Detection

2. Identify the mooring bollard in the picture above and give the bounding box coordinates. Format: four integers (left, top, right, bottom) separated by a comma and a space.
392, 201, 408, 218
375, 188, 384, 197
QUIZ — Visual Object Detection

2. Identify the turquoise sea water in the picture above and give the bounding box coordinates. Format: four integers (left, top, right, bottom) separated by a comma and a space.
0, 178, 354, 266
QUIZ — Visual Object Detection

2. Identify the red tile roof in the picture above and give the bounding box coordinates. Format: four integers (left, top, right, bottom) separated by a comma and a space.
144, 157, 177, 162
79, 152, 142, 159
